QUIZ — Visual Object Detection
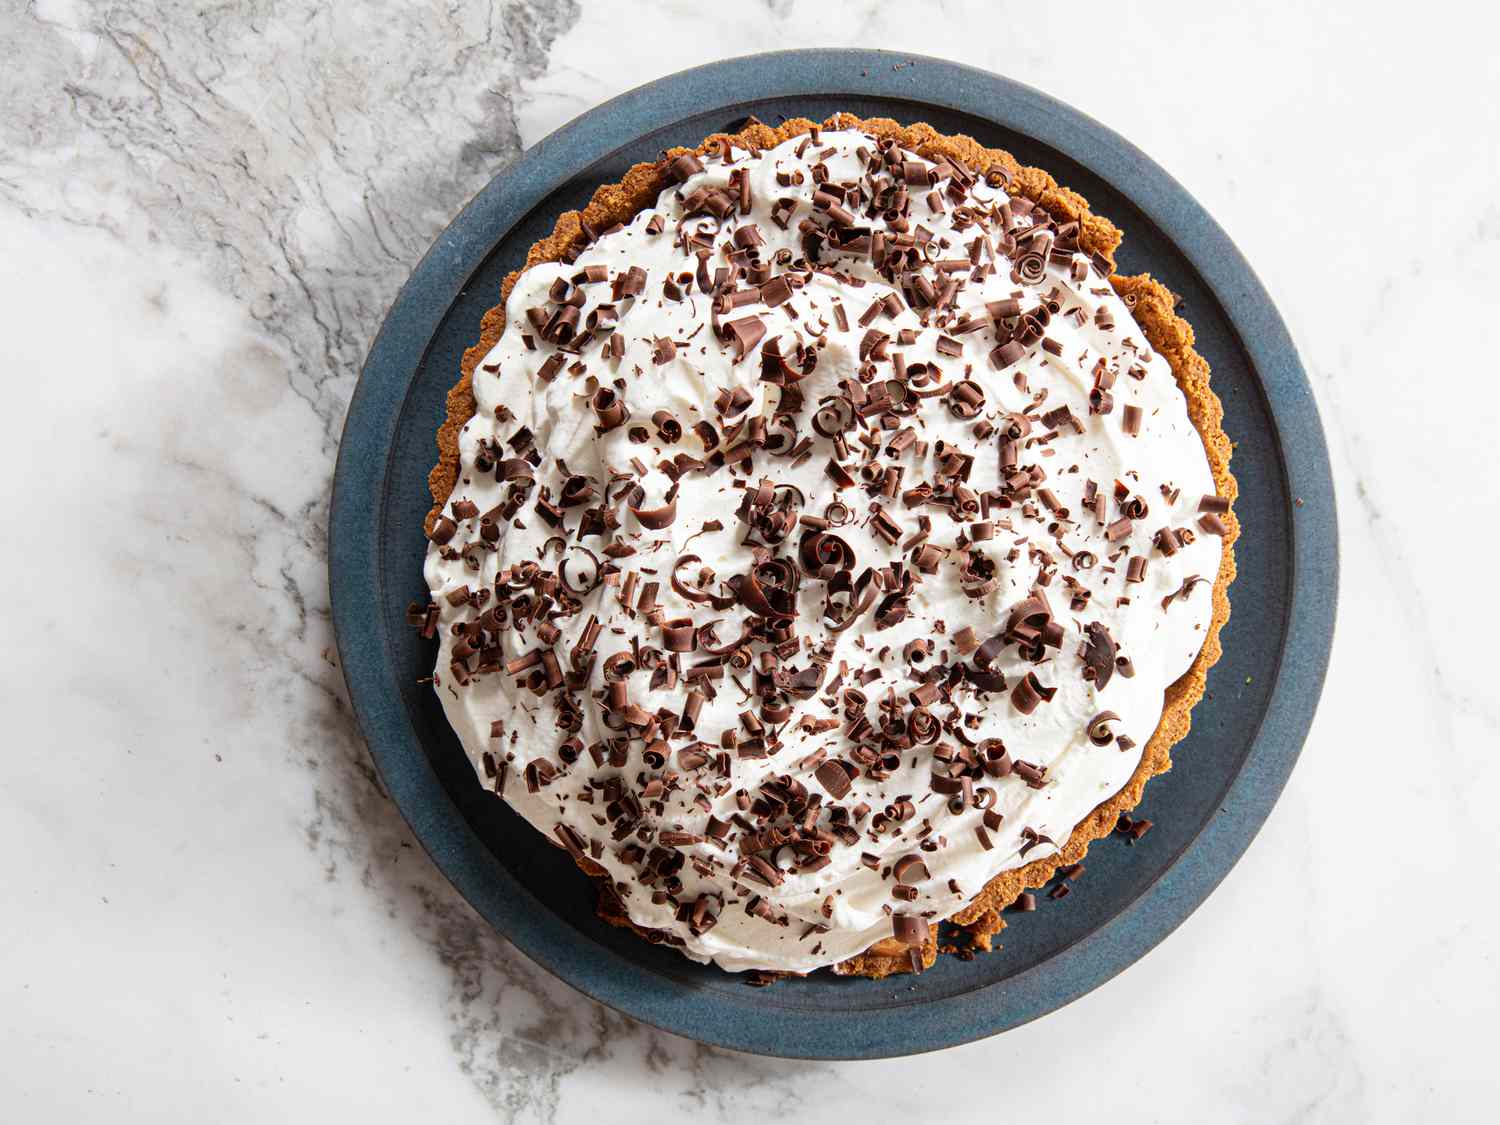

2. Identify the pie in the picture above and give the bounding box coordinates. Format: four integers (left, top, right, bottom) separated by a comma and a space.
414, 115, 1236, 978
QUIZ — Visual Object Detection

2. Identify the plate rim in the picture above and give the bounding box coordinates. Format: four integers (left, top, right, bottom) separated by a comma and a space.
330, 48, 1338, 1059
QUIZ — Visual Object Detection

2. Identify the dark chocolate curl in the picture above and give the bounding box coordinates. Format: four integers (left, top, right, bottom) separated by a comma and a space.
1080, 622, 1117, 689
629, 483, 679, 530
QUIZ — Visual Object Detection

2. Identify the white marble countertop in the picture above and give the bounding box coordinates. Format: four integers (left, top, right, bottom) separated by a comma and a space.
3, 2, 1495, 1120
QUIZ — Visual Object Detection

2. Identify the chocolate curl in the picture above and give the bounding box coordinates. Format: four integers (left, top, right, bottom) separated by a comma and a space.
892, 854, 929, 885
616, 266, 648, 298
979, 738, 1013, 778
679, 689, 705, 732
823, 567, 878, 633
651, 410, 683, 442
1079, 622, 1117, 689
670, 554, 717, 604
1199, 512, 1229, 537
1013, 250, 1047, 285
629, 483, 679, 530
990, 340, 1026, 369
668, 153, 704, 183
734, 559, 799, 620
798, 530, 855, 575
723, 315, 767, 359
661, 618, 697, 653
947, 379, 986, 418
760, 694, 792, 724
813, 759, 852, 799
579, 301, 615, 337
1161, 574, 1207, 610
1087, 711, 1121, 746
1199, 493, 1231, 514
542, 303, 580, 345
558, 474, 595, 507
592, 388, 628, 432
761, 275, 795, 308
558, 547, 603, 597
1011, 671, 1056, 715
692, 419, 720, 451
811, 396, 854, 438
495, 457, 536, 483
892, 914, 930, 946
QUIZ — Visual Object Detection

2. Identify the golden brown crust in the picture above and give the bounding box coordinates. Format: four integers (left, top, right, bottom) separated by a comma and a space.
425, 114, 1237, 979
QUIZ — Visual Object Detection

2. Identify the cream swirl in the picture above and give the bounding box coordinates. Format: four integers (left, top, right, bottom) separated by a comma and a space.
421, 129, 1224, 972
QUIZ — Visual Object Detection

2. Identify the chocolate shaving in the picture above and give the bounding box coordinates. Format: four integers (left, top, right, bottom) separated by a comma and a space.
1161, 574, 1206, 610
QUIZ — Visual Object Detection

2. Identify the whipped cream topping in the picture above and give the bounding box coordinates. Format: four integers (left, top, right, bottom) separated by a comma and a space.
421, 129, 1224, 973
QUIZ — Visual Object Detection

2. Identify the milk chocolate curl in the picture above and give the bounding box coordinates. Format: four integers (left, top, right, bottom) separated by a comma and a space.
1087, 711, 1121, 746
1014, 252, 1046, 285
1199, 494, 1231, 514
724, 315, 767, 358
761, 274, 795, 307
651, 410, 683, 442
536, 353, 565, 383
893, 854, 930, 885
892, 914, 930, 946
948, 380, 985, 418
991, 340, 1026, 369
592, 388, 628, 431
814, 759, 852, 799
669, 153, 704, 183
542, 303, 580, 345
662, 619, 696, 652
1162, 574, 1207, 610
1011, 671, 1056, 715
679, 689, 705, 732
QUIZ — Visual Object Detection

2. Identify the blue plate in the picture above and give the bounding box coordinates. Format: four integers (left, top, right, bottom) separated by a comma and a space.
330, 50, 1337, 1059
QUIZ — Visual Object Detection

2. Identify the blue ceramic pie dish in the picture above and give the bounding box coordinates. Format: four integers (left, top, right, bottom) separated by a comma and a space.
329, 49, 1337, 1059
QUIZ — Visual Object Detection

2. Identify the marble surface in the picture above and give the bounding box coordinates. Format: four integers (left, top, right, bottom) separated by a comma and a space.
2, 1, 1494, 1120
